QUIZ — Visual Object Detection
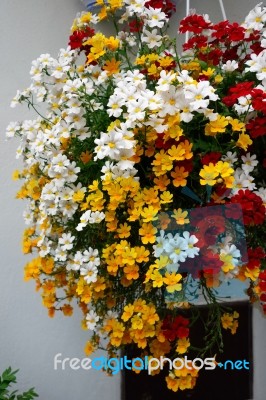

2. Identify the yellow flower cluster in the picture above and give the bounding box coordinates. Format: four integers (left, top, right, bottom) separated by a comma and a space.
166, 365, 198, 392
221, 311, 239, 334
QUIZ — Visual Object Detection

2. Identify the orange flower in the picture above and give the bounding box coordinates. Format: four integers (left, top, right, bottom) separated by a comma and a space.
171, 166, 189, 187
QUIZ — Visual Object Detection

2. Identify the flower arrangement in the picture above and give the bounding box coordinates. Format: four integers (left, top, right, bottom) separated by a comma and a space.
7, 0, 266, 392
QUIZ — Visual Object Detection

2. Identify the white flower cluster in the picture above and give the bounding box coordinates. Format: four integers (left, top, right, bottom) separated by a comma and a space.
153, 230, 199, 272
222, 152, 259, 195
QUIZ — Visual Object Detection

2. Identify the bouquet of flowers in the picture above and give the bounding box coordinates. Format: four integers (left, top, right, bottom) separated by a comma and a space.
7, 0, 266, 392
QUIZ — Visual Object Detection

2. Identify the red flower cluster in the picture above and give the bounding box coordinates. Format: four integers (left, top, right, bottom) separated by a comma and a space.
230, 190, 265, 226
247, 247, 266, 270
246, 116, 266, 138
258, 270, 266, 314
201, 152, 222, 166
212, 21, 245, 42
162, 315, 190, 341
179, 14, 212, 34
68, 27, 95, 51
145, 0, 176, 18
180, 16, 261, 66
222, 82, 255, 107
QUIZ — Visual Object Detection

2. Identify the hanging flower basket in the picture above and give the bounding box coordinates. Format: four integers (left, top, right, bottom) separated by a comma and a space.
7, 0, 266, 393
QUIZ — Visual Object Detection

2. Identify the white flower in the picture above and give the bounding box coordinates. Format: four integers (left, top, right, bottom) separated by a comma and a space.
142, 29, 163, 49
254, 187, 266, 206
6, 122, 21, 138
165, 235, 188, 264
153, 230, 168, 258
222, 151, 238, 166
242, 3, 266, 31
184, 80, 218, 110
220, 244, 241, 262
145, 7, 167, 29
86, 310, 100, 331
241, 153, 258, 174
234, 94, 253, 115
59, 233, 75, 251
76, 210, 105, 231
221, 60, 239, 72
232, 168, 256, 194
157, 70, 176, 92
182, 231, 199, 258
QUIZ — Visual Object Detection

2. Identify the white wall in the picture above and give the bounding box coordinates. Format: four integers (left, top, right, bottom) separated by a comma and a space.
0, 1, 121, 399
0, 1, 265, 400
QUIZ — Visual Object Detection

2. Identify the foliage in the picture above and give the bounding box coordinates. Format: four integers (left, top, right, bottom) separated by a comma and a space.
0, 368, 38, 400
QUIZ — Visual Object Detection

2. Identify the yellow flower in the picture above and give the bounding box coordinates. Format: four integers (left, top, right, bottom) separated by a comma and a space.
103, 58, 121, 75
199, 163, 219, 186
141, 205, 158, 222
139, 223, 157, 244
171, 166, 189, 187
205, 115, 229, 136
124, 264, 139, 280
236, 133, 253, 150
157, 212, 171, 229
167, 144, 185, 161
135, 246, 150, 263
150, 269, 164, 288
221, 311, 239, 334
85, 33, 107, 63
105, 36, 120, 51
163, 272, 182, 293
106, 256, 120, 276
220, 253, 235, 273
166, 374, 180, 392
121, 304, 135, 322
160, 191, 173, 204
154, 174, 170, 191
84, 340, 95, 356
152, 150, 173, 176
72, 189, 86, 203
228, 118, 246, 132
61, 304, 73, 317
12, 169, 20, 180
117, 223, 131, 238
176, 338, 190, 354
215, 160, 234, 178
172, 208, 189, 225
131, 315, 143, 330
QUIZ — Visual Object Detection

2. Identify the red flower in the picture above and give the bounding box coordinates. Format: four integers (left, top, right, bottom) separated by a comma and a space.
129, 18, 144, 33
212, 21, 245, 42
246, 116, 266, 138
251, 89, 266, 113
201, 152, 222, 166
162, 315, 189, 341
145, 0, 176, 17
260, 293, 266, 302
259, 271, 266, 281
68, 27, 95, 51
179, 14, 212, 34
194, 215, 226, 247
198, 48, 223, 66
247, 247, 266, 270
230, 190, 265, 226
224, 203, 243, 220
183, 35, 208, 51
222, 81, 255, 107
201, 251, 223, 274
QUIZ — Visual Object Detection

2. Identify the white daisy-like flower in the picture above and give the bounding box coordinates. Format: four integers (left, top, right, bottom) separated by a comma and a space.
86, 310, 100, 331
59, 233, 75, 251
